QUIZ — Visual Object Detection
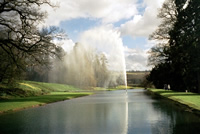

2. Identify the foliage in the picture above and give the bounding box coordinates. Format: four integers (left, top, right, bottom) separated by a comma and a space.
148, 0, 200, 93
140, 74, 154, 88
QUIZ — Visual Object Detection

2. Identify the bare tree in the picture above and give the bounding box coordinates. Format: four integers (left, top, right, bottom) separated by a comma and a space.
0, 0, 65, 83
148, 0, 177, 66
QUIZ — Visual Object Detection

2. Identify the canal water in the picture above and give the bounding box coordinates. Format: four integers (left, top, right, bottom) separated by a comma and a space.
0, 89, 200, 134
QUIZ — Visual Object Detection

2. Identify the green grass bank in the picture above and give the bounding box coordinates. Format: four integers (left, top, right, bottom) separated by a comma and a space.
147, 88, 200, 115
0, 81, 92, 114
0, 92, 92, 114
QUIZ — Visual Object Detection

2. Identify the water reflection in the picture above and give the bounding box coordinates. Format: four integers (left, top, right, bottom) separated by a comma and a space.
150, 99, 200, 134
0, 89, 200, 134
122, 99, 128, 134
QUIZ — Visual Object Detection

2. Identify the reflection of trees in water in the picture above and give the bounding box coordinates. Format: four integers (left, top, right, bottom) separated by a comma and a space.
150, 99, 200, 134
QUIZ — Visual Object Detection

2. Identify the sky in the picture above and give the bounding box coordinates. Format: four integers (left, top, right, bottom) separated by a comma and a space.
43, 0, 165, 71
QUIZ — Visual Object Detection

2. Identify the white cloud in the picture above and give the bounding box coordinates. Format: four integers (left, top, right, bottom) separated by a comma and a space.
43, 0, 138, 26
124, 46, 152, 71
120, 0, 165, 37
143, 0, 165, 8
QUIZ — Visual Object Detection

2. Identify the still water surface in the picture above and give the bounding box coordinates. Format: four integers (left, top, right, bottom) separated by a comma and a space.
0, 89, 200, 134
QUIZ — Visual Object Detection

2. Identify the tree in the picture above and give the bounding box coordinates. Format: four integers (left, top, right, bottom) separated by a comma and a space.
94, 53, 109, 87
148, 0, 178, 66
148, 0, 179, 90
148, 0, 200, 92
168, 0, 200, 92
0, 0, 65, 83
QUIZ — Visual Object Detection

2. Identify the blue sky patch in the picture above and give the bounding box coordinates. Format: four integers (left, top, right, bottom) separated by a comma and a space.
122, 35, 147, 49
60, 18, 100, 41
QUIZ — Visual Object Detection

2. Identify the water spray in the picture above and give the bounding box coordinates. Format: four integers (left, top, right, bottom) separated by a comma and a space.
50, 26, 129, 89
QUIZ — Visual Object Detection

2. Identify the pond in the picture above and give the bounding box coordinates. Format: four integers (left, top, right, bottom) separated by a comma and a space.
0, 89, 200, 134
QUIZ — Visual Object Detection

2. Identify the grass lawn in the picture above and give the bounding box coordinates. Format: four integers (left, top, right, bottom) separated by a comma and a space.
148, 89, 200, 111
20, 81, 83, 91
0, 81, 93, 114
0, 92, 92, 113
0, 80, 86, 98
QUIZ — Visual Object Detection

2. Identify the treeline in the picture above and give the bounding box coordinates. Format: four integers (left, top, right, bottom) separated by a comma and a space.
127, 70, 150, 73
147, 0, 200, 93
127, 72, 149, 87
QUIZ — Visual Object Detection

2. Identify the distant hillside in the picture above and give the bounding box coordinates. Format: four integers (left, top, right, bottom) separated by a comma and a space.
126, 71, 150, 87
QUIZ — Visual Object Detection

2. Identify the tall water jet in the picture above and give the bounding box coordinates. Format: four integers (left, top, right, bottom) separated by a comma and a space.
80, 25, 128, 88
121, 47, 128, 93
120, 49, 127, 94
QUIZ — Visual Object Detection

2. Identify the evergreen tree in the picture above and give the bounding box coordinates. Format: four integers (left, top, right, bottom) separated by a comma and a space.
169, 0, 200, 92
148, 0, 200, 92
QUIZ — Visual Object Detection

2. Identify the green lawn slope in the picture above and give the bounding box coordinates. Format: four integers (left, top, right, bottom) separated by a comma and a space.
0, 81, 92, 114
0, 81, 85, 98
148, 89, 200, 114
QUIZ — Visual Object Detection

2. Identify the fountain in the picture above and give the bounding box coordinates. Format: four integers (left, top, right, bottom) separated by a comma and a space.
79, 25, 128, 89
49, 25, 128, 89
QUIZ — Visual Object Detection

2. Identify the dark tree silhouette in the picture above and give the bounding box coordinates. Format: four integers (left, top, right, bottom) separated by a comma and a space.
148, 0, 200, 93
